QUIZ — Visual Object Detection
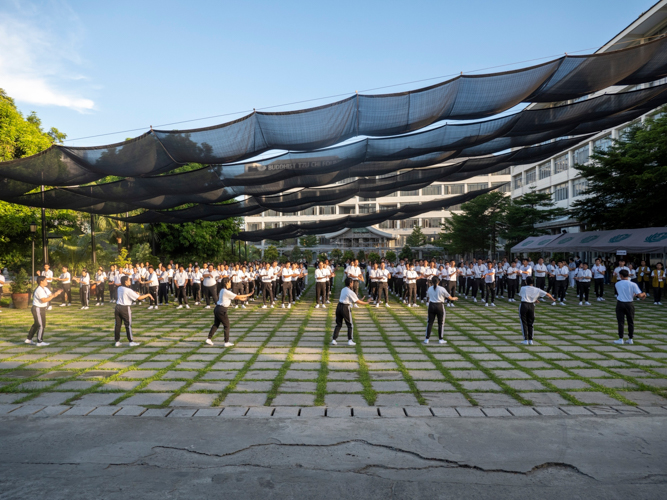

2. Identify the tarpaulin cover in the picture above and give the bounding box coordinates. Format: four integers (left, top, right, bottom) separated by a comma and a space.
510, 234, 566, 253
539, 227, 667, 253
231, 187, 498, 242
1, 37, 667, 185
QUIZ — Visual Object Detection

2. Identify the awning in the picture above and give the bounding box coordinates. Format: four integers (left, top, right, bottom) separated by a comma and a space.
510, 234, 564, 253
541, 227, 667, 253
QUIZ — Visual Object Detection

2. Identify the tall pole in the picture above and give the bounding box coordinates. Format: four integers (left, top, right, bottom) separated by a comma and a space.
91, 213, 96, 265
41, 185, 48, 265
125, 212, 130, 250
245, 241, 247, 260
150, 224, 156, 255
32, 237, 35, 288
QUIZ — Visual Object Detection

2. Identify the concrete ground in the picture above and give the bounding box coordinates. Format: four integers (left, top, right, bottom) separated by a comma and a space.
0, 412, 665, 499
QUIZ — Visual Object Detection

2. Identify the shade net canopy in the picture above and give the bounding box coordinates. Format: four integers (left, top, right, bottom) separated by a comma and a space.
3, 80, 665, 210
2, 36, 667, 186
230, 187, 498, 242
537, 227, 667, 253
510, 234, 570, 253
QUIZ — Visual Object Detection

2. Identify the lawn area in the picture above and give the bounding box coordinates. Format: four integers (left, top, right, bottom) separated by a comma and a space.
1, 271, 666, 409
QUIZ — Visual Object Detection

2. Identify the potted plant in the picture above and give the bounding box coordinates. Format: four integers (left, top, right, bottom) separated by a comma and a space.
11, 268, 31, 309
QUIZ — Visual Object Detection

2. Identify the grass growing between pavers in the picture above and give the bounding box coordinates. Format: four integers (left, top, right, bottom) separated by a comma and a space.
313, 298, 333, 406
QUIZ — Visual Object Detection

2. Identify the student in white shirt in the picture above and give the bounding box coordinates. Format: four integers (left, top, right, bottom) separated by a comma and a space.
375, 263, 391, 308
534, 258, 547, 291
651, 262, 665, 305
553, 261, 569, 305
331, 277, 369, 346
93, 267, 107, 306
260, 262, 275, 308
73, 269, 91, 309
482, 263, 496, 307
575, 263, 593, 305
506, 262, 519, 302
25, 276, 63, 346
405, 264, 419, 307
191, 265, 203, 305
423, 276, 457, 344
281, 262, 294, 308
174, 265, 191, 309
614, 269, 646, 345
114, 276, 152, 347
141, 266, 160, 309
206, 278, 252, 347
592, 258, 606, 301
202, 264, 220, 308
518, 277, 556, 345
314, 262, 328, 308
54, 266, 72, 306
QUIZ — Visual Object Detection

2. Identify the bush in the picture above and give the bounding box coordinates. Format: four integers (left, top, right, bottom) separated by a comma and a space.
385, 251, 397, 262
303, 250, 313, 264
356, 250, 366, 261
342, 250, 355, 262
399, 245, 413, 260
291, 245, 302, 261
367, 252, 381, 264
318, 252, 328, 262
11, 268, 31, 294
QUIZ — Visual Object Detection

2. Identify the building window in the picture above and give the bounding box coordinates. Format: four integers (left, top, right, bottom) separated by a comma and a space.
573, 177, 588, 197
401, 218, 420, 229
538, 162, 551, 180
400, 190, 420, 196
491, 167, 511, 176
265, 210, 281, 217
383, 192, 397, 197
553, 182, 569, 202
264, 222, 280, 229
491, 182, 510, 193
554, 154, 569, 174
379, 204, 397, 212
513, 175, 523, 190
445, 184, 464, 195
422, 218, 442, 228
421, 185, 442, 196
359, 203, 376, 214
525, 168, 536, 185
379, 220, 398, 229
319, 206, 336, 215
358, 196, 376, 202
467, 183, 488, 192
573, 145, 590, 166
339, 206, 356, 215
538, 188, 551, 195
300, 207, 316, 216
247, 223, 261, 231
448, 204, 462, 211
594, 135, 612, 152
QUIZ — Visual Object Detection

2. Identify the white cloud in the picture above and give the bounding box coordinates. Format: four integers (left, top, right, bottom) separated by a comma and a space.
0, 2, 95, 112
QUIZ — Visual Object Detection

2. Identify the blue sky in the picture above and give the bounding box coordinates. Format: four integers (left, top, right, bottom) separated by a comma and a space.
0, 0, 657, 146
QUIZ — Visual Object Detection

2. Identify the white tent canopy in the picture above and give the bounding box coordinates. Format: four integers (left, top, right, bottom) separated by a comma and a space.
512, 227, 667, 254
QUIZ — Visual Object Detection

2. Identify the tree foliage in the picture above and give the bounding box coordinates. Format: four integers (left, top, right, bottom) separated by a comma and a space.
367, 252, 381, 263
342, 250, 355, 262
406, 226, 427, 247
500, 191, 567, 252
399, 245, 413, 260
571, 113, 667, 229
264, 245, 279, 262
299, 235, 318, 247
385, 250, 397, 262
290, 245, 302, 261
356, 250, 366, 261
330, 248, 342, 262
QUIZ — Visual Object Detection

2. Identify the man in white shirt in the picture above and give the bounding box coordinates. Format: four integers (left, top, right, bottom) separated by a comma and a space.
576, 262, 593, 306
553, 261, 569, 305
202, 264, 220, 308
405, 264, 419, 307
472, 259, 485, 303
25, 276, 63, 346
206, 279, 252, 347
614, 269, 646, 345
158, 265, 170, 306
281, 262, 294, 308
260, 263, 275, 308
191, 265, 203, 305
423, 276, 458, 344
519, 259, 533, 289
54, 266, 72, 306
174, 265, 191, 309
568, 258, 577, 288
518, 277, 556, 345
314, 262, 329, 308
446, 260, 458, 307
331, 277, 369, 346
393, 260, 405, 300
345, 260, 363, 298
141, 266, 160, 309
73, 269, 91, 309
591, 258, 607, 301
375, 263, 391, 308
483, 263, 496, 307
534, 258, 547, 291
114, 276, 152, 347
506, 262, 519, 302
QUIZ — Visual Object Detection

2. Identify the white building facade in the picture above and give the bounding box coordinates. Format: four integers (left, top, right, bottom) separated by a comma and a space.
510, 1, 667, 233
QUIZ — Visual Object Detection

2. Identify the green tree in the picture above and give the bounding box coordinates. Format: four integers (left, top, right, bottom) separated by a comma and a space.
330, 248, 342, 262
264, 245, 279, 262
153, 219, 240, 262
367, 251, 381, 263
303, 249, 313, 264
356, 249, 366, 261
342, 250, 355, 262
318, 252, 328, 262
406, 226, 427, 247
385, 250, 397, 262
571, 113, 667, 229
438, 192, 508, 256
290, 245, 302, 261
500, 191, 567, 252
300, 235, 318, 247
399, 245, 413, 260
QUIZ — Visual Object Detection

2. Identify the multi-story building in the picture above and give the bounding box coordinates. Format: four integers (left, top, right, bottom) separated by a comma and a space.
510, 0, 667, 234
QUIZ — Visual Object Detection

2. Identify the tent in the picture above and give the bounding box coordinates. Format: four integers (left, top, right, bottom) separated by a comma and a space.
540, 227, 667, 253
510, 234, 564, 253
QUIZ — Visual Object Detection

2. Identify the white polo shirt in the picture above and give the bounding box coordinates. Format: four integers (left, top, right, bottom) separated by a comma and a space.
33, 285, 52, 308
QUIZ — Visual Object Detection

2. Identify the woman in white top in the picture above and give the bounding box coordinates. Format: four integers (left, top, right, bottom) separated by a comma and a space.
25, 276, 63, 346
206, 278, 252, 347
331, 277, 369, 346
424, 276, 457, 344
54, 266, 72, 306
73, 269, 91, 309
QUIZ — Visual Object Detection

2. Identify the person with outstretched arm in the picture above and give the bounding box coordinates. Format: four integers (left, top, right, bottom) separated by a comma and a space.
114, 276, 152, 347
518, 277, 556, 345
25, 276, 63, 346
206, 278, 252, 347
423, 276, 458, 345
331, 277, 369, 346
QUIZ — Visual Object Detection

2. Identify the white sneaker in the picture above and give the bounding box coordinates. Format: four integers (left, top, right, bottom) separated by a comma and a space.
626, 339, 634, 345
529, 340, 534, 345
282, 304, 285, 308
322, 305, 326, 309
60, 303, 67, 307
473, 298, 477, 303
223, 342, 234, 347
186, 305, 190, 309
376, 304, 379, 308
613, 339, 624, 345
148, 305, 153, 310
66, 303, 71, 307
287, 304, 291, 309
326, 300, 330, 304
585, 302, 591, 306
347, 340, 356, 346
177, 305, 183, 309
234, 305, 238, 309
331, 339, 337, 345
423, 338, 429, 344
407, 304, 411, 308
205, 339, 214, 345
485, 303, 489, 307
551, 302, 557, 306
24, 339, 34, 345
271, 304, 274, 308
354, 304, 359, 308
115, 341, 122, 347
438, 339, 447, 344
597, 297, 601, 302
560, 302, 565, 306
521, 340, 529, 345
80, 306, 86, 310
129, 342, 140, 346
386, 303, 390, 308
36, 342, 50, 347
47, 306, 52, 310
195, 302, 200, 305
155, 306, 159, 310
579, 301, 583, 306
315, 304, 320, 309
491, 303, 496, 307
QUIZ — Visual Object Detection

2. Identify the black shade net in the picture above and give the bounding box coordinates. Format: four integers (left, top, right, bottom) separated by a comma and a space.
2, 37, 667, 186
231, 187, 499, 242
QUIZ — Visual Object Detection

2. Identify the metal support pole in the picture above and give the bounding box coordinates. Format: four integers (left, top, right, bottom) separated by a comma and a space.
245, 241, 247, 260
41, 186, 48, 265
125, 212, 130, 250
150, 224, 156, 255
32, 238, 35, 288
91, 213, 96, 265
